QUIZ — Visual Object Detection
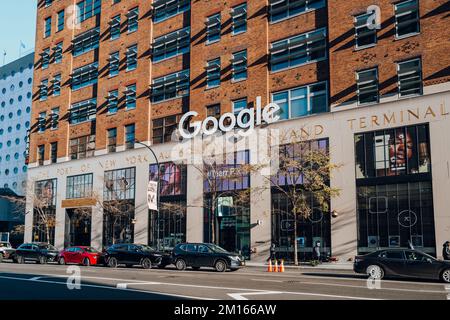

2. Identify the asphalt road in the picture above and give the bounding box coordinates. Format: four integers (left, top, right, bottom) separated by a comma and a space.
0, 261, 449, 300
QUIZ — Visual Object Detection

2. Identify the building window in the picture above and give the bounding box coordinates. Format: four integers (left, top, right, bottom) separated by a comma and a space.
41, 48, 50, 69
126, 45, 138, 71
50, 142, 58, 163
104, 167, 136, 201
356, 68, 378, 105
109, 15, 121, 40
77, 0, 101, 23
53, 42, 63, 63
107, 128, 117, 153
206, 104, 221, 119
72, 28, 100, 56
57, 9, 65, 32
125, 124, 135, 149
127, 7, 139, 33
269, 0, 326, 23
52, 74, 61, 96
70, 135, 95, 160
125, 84, 137, 110
152, 115, 180, 144
37, 145, 45, 166
45, 0, 53, 7
395, 0, 420, 38
153, 0, 190, 23
69, 99, 97, 124
67, 173, 93, 199
39, 79, 48, 101
151, 69, 189, 103
272, 82, 328, 119
107, 90, 118, 114
355, 124, 431, 179
231, 50, 247, 81
232, 98, 248, 122
38, 112, 46, 133
398, 58, 422, 97
109, 52, 119, 77
51, 107, 59, 129
231, 3, 247, 35
44, 16, 51, 38
206, 13, 221, 44
270, 28, 327, 72
206, 58, 220, 88
152, 27, 190, 62
71, 62, 98, 90
355, 11, 377, 48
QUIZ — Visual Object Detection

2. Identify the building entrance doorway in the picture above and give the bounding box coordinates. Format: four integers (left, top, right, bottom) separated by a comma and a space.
66, 208, 91, 247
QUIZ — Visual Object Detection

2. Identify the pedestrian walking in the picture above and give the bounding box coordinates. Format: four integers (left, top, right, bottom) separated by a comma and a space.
268, 242, 276, 262
443, 241, 450, 260
313, 241, 321, 263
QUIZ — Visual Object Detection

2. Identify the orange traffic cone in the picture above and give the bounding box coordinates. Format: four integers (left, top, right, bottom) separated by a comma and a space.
267, 259, 273, 272
274, 260, 279, 272
279, 260, 285, 273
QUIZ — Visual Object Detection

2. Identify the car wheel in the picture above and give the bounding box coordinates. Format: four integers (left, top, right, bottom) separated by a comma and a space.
141, 258, 152, 269
17, 256, 24, 264
366, 265, 384, 280
83, 258, 91, 267
107, 257, 118, 268
192, 266, 201, 271
38, 256, 47, 265
441, 269, 450, 283
58, 257, 66, 265
214, 260, 227, 272
175, 259, 187, 271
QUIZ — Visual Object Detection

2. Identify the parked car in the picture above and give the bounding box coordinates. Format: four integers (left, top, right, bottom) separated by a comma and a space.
58, 246, 103, 266
354, 249, 450, 283
14, 242, 59, 264
0, 241, 15, 261
103, 244, 172, 269
172, 243, 245, 272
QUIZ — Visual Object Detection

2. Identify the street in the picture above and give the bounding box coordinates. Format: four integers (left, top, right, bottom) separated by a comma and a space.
0, 262, 449, 300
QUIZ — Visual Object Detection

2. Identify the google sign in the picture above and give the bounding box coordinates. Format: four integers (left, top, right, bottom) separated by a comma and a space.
178, 97, 281, 139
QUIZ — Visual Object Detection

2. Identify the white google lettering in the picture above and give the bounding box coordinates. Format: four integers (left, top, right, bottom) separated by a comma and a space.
179, 96, 281, 139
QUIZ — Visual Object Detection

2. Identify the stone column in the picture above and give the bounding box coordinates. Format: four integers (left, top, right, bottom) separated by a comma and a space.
54, 177, 66, 250
134, 162, 149, 244
186, 164, 204, 242
90, 171, 104, 250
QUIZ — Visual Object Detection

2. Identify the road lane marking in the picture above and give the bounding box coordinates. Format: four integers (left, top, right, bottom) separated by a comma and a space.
228, 291, 283, 300
250, 279, 283, 283
0, 275, 212, 300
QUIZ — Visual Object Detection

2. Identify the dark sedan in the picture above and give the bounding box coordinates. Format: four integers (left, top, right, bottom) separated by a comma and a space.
14, 242, 59, 264
354, 249, 450, 282
172, 243, 245, 272
103, 244, 172, 269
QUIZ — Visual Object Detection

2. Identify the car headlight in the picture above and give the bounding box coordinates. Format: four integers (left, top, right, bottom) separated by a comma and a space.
230, 256, 240, 261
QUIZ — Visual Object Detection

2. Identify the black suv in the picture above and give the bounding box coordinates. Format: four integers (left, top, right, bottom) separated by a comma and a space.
14, 242, 59, 264
172, 243, 245, 272
103, 244, 172, 269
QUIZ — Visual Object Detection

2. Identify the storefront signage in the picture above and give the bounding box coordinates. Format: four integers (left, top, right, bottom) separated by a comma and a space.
178, 97, 281, 139
347, 104, 448, 131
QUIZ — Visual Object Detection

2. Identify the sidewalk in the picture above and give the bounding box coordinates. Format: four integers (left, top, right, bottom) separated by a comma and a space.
245, 261, 354, 271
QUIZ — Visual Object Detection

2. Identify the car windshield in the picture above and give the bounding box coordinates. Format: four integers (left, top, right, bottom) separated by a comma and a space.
84, 247, 99, 253
139, 245, 155, 252
39, 244, 56, 250
209, 244, 230, 254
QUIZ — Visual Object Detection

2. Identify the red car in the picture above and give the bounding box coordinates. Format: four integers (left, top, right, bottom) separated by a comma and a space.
58, 246, 102, 266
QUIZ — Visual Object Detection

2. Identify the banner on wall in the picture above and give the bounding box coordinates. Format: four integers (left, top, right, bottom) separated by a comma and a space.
147, 181, 158, 211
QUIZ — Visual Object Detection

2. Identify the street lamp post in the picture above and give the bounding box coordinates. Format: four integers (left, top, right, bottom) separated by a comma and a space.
134, 140, 161, 250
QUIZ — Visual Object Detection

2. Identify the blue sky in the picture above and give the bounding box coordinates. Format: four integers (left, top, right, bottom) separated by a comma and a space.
0, 1, 37, 66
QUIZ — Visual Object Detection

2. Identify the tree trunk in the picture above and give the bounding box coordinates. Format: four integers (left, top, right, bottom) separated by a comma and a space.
293, 214, 298, 266
45, 225, 50, 245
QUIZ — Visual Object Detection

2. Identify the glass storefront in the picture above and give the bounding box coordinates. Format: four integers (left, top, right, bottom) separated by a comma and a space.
270, 138, 331, 262
355, 124, 436, 255
33, 179, 57, 245
103, 167, 136, 247
149, 162, 187, 251
203, 151, 251, 258
66, 208, 91, 247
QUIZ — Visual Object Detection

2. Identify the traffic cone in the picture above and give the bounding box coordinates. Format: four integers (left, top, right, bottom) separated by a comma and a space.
274, 260, 279, 272
279, 260, 285, 273
267, 259, 273, 272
